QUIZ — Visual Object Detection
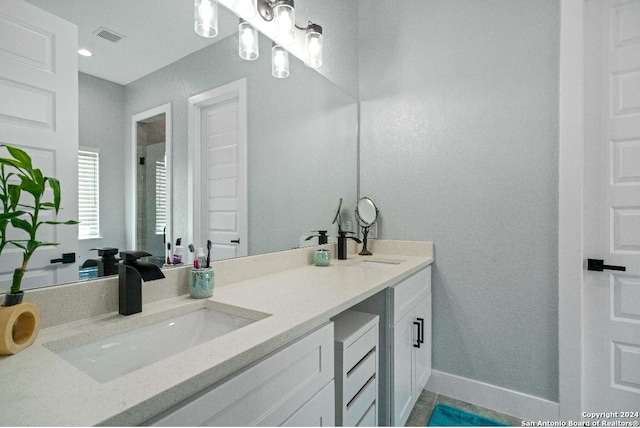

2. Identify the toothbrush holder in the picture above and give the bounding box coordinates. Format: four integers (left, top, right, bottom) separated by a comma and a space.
189, 267, 215, 298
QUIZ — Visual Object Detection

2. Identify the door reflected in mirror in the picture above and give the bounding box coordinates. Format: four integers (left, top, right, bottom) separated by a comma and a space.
132, 104, 172, 266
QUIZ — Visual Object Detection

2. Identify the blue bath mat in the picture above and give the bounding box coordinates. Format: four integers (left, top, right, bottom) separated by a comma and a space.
427, 403, 509, 426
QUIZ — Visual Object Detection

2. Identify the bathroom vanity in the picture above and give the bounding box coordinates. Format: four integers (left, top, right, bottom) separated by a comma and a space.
0, 240, 433, 426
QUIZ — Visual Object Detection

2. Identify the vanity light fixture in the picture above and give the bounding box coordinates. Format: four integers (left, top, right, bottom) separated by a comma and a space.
194, 0, 219, 38
271, 42, 289, 78
256, 0, 294, 46
303, 23, 322, 68
273, 0, 295, 46
239, 19, 259, 60
233, 0, 257, 19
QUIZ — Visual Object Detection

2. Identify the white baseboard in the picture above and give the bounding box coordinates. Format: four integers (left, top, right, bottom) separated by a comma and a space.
426, 370, 560, 422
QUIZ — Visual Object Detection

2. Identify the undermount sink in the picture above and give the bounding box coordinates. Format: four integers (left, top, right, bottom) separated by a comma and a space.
350, 260, 403, 269
52, 305, 264, 383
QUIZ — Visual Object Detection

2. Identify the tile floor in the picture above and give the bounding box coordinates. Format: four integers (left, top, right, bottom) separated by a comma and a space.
406, 390, 524, 426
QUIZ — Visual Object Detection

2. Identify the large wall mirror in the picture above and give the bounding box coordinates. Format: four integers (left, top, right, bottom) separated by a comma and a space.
12, 0, 358, 290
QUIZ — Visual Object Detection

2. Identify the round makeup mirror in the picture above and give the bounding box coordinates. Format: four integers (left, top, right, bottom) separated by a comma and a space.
355, 197, 379, 255
355, 197, 378, 226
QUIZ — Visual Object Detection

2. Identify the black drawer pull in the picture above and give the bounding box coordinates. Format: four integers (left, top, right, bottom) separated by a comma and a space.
413, 321, 421, 348
417, 317, 425, 344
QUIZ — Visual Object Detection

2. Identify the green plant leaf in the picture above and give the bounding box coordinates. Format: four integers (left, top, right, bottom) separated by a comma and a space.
8, 184, 20, 210
0, 157, 23, 169
9, 241, 26, 251
19, 176, 42, 198
10, 217, 32, 233
5, 145, 32, 169
31, 241, 59, 248
44, 219, 79, 225
47, 177, 61, 212
0, 211, 25, 221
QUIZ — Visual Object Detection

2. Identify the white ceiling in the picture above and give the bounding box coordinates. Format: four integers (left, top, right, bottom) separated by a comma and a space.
25, 0, 238, 85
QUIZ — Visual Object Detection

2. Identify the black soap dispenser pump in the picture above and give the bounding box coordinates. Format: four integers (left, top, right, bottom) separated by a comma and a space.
305, 230, 329, 245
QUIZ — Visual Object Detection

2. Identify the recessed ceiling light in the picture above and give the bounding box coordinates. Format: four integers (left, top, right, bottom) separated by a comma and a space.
78, 48, 93, 57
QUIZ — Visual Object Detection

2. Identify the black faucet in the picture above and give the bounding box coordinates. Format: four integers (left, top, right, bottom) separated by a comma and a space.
118, 251, 165, 316
81, 247, 120, 277
337, 231, 361, 260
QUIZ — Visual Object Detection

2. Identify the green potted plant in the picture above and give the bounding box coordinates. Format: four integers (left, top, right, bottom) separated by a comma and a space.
0, 144, 78, 306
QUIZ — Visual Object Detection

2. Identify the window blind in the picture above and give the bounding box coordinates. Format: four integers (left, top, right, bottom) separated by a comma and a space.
78, 148, 100, 239
155, 158, 167, 235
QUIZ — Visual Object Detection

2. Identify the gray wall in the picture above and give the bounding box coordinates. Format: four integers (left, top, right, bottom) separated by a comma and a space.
124, 34, 358, 256
77, 73, 127, 264
358, 0, 560, 401
296, 0, 359, 99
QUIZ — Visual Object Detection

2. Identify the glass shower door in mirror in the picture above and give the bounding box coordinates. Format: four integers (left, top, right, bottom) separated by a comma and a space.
132, 103, 172, 266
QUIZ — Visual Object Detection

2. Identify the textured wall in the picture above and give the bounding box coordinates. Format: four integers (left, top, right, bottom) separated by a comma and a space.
298, 0, 359, 98
124, 35, 358, 256
358, 0, 560, 401
77, 73, 127, 263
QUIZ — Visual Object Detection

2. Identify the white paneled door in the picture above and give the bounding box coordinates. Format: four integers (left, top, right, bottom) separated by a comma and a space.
189, 79, 247, 262
0, 0, 78, 290
584, 0, 640, 411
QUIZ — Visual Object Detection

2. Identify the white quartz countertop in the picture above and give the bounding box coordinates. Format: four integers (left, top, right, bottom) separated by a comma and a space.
0, 246, 432, 426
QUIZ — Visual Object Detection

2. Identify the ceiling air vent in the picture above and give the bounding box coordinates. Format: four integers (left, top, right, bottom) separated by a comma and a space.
93, 27, 125, 43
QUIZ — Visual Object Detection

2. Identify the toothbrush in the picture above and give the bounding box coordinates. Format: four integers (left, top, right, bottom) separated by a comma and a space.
206, 240, 211, 268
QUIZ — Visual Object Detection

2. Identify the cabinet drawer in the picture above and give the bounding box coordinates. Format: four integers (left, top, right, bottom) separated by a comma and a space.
282, 380, 335, 427
343, 325, 377, 372
356, 402, 376, 427
149, 323, 334, 426
345, 348, 376, 401
392, 267, 431, 324
344, 375, 377, 426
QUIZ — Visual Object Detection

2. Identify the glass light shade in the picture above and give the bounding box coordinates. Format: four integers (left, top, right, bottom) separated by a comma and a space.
239, 21, 259, 60
274, 1, 295, 46
271, 44, 289, 78
304, 24, 322, 68
233, 0, 256, 19
194, 0, 218, 38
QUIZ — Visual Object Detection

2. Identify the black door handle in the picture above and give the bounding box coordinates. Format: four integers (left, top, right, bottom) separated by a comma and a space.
230, 239, 240, 244
417, 317, 425, 344
587, 258, 626, 272
413, 321, 421, 348
51, 253, 76, 264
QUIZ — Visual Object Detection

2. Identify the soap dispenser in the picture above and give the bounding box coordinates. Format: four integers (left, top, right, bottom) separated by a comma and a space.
305, 230, 329, 245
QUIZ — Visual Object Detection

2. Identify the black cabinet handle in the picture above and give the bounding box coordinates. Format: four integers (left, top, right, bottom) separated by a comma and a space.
587, 258, 626, 272
231, 239, 240, 244
413, 321, 421, 348
51, 253, 76, 264
417, 317, 425, 344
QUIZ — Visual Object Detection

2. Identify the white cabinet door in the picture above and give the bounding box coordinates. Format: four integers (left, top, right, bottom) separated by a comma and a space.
390, 267, 432, 427
392, 311, 417, 427
414, 293, 432, 397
